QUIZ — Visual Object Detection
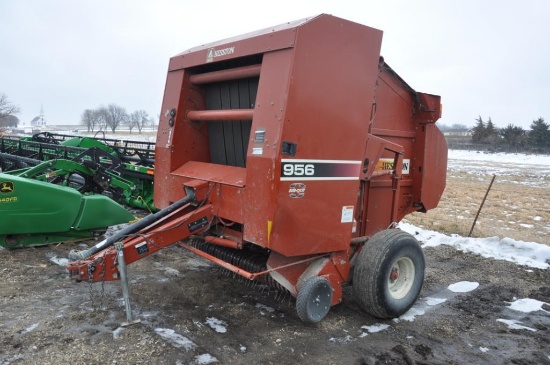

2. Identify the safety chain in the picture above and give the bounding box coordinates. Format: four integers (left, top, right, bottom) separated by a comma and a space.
87, 262, 96, 311
87, 253, 108, 311
98, 252, 108, 309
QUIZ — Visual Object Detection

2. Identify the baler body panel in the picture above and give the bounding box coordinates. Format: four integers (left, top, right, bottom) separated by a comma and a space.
99, 13, 450, 312
68, 14, 447, 322
155, 14, 388, 256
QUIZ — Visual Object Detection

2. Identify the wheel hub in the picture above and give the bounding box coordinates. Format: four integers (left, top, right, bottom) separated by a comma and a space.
296, 276, 333, 323
388, 257, 415, 300
390, 267, 399, 283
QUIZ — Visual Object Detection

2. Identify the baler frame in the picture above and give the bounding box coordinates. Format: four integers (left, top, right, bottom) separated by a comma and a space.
67, 14, 447, 323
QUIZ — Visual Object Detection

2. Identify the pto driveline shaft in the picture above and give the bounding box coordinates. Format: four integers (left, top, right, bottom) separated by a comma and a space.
68, 192, 196, 261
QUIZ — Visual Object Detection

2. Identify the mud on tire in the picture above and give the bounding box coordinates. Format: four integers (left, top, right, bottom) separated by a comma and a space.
353, 229, 425, 319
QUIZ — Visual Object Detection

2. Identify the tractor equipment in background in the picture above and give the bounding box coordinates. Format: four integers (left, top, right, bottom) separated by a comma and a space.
0, 132, 156, 211
0, 173, 135, 248
67, 14, 447, 323
0, 133, 156, 248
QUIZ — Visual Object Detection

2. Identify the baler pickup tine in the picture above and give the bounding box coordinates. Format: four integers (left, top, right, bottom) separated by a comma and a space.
178, 241, 328, 281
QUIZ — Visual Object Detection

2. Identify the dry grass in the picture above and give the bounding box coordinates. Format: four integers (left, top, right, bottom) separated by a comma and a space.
403, 171, 550, 245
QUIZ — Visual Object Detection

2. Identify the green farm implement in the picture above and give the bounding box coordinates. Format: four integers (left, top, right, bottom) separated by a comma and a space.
0, 174, 135, 248
0, 132, 157, 248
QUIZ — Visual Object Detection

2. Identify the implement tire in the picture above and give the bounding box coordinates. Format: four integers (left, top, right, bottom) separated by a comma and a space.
296, 276, 333, 323
353, 229, 424, 319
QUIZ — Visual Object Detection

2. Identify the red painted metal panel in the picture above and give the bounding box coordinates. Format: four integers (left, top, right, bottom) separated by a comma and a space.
168, 16, 317, 70
173, 161, 245, 187
242, 48, 295, 246
263, 15, 383, 256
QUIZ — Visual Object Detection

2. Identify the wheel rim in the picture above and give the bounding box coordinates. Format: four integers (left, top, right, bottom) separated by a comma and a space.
307, 281, 332, 321
388, 257, 415, 300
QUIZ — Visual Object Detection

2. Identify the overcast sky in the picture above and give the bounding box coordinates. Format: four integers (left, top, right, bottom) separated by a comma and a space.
1, 0, 549, 129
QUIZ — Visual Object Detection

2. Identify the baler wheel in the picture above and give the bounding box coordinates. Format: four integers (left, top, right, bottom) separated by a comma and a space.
353, 229, 424, 319
296, 276, 333, 323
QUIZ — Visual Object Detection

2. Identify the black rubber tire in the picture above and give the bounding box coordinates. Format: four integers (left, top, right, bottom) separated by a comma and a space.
296, 276, 333, 323
353, 229, 425, 319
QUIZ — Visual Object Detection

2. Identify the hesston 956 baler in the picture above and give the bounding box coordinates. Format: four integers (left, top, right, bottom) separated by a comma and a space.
67, 14, 447, 323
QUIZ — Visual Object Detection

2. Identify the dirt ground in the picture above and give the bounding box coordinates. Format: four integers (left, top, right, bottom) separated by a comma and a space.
1, 234, 549, 365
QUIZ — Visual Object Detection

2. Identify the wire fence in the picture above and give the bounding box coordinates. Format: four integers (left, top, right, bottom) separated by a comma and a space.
403, 171, 550, 245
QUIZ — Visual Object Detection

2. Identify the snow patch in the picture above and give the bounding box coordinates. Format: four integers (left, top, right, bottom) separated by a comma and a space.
186, 257, 213, 270
162, 267, 183, 277
448, 149, 550, 167
195, 354, 219, 364
154, 328, 197, 350
399, 222, 550, 269
48, 255, 68, 267
507, 298, 549, 313
205, 317, 227, 333
497, 319, 537, 332
448, 281, 479, 293
24, 323, 39, 333
112, 327, 124, 339
395, 307, 425, 322
255, 303, 275, 315
425, 297, 447, 306
361, 324, 390, 333
1, 354, 24, 364
329, 335, 354, 344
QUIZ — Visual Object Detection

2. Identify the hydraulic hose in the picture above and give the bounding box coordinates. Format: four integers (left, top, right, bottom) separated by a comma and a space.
68, 192, 196, 261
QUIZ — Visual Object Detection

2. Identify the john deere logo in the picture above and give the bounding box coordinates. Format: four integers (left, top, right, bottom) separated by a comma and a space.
0, 181, 14, 193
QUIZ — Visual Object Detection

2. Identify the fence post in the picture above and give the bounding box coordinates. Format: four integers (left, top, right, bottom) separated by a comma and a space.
468, 174, 497, 237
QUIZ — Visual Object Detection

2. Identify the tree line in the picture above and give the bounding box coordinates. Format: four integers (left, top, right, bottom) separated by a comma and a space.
1, 93, 154, 134
470, 116, 549, 153
0, 93, 20, 128
81, 104, 154, 134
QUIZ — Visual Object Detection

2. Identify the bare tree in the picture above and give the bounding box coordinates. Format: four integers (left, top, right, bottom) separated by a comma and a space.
0, 93, 21, 120
81, 109, 95, 132
0, 115, 19, 128
94, 106, 108, 131
127, 111, 138, 134
105, 104, 128, 133
137, 110, 150, 133
127, 110, 151, 134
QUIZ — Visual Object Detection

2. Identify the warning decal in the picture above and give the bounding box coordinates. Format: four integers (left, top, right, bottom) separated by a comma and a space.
341, 206, 354, 223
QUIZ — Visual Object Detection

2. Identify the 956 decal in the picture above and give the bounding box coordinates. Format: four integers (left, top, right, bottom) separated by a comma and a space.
280, 159, 361, 181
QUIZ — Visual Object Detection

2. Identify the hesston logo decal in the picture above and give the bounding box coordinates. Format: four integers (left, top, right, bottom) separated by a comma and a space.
375, 158, 411, 174
206, 46, 235, 62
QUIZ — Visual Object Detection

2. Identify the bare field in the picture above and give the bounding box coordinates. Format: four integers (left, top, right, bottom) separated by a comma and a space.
404, 159, 550, 245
